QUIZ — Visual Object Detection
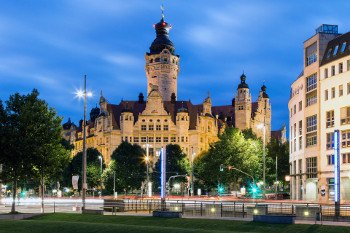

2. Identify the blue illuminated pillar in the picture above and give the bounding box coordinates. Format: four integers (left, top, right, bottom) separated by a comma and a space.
334, 130, 340, 217
160, 147, 166, 210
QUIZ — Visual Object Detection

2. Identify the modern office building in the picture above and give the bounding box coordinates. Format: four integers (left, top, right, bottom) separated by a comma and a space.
289, 24, 350, 202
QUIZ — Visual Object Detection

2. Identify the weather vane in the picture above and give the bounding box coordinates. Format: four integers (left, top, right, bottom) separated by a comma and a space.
161, 3, 164, 19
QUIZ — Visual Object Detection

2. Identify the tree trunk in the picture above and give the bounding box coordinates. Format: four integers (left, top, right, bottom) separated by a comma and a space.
11, 181, 17, 213
41, 176, 45, 213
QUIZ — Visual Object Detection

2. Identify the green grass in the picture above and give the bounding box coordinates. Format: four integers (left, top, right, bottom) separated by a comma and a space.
0, 213, 348, 233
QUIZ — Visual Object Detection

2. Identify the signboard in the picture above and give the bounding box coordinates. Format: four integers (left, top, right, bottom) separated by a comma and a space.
241, 187, 246, 195
72, 175, 79, 190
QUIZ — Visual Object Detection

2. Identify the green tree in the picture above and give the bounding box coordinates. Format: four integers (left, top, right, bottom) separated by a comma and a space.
105, 141, 146, 194
70, 148, 105, 190
267, 137, 290, 187
194, 127, 266, 193
151, 144, 191, 192
0, 90, 70, 213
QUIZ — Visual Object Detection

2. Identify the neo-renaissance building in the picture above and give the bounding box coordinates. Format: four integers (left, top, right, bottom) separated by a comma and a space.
289, 24, 350, 202
63, 15, 281, 164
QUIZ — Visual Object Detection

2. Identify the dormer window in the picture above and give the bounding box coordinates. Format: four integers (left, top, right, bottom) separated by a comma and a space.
341, 42, 347, 53
327, 49, 332, 58
163, 57, 167, 62
155, 57, 160, 62
333, 45, 339, 55
152, 75, 157, 78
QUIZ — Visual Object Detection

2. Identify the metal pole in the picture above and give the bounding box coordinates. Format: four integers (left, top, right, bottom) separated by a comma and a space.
191, 146, 194, 197
275, 155, 278, 200
100, 156, 103, 197
113, 171, 115, 198
82, 75, 87, 211
263, 124, 266, 199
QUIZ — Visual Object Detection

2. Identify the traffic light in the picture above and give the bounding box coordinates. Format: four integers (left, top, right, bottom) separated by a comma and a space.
218, 186, 224, 193
220, 167, 224, 172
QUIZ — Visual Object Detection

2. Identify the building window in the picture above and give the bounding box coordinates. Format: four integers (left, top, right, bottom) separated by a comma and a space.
290, 108, 293, 118
327, 49, 332, 58
156, 125, 161, 131
306, 74, 317, 92
333, 45, 339, 55
324, 68, 328, 78
134, 137, 139, 142
341, 42, 347, 52
149, 59, 153, 63
181, 136, 184, 142
141, 125, 146, 131
294, 105, 296, 115
298, 159, 302, 174
348, 60, 350, 71
306, 43, 317, 66
171, 137, 176, 142
325, 89, 328, 101
326, 133, 334, 150
294, 138, 296, 152
332, 87, 335, 98
342, 153, 350, 164
294, 123, 296, 137
331, 66, 335, 76
141, 137, 146, 143
339, 85, 343, 97
293, 161, 296, 174
306, 132, 317, 147
327, 154, 334, 165
149, 125, 154, 131
339, 63, 343, 73
164, 137, 169, 143
306, 157, 317, 178
326, 110, 334, 128
156, 137, 161, 142
238, 105, 243, 110
306, 115, 317, 132
341, 130, 350, 148
299, 101, 302, 111
340, 107, 350, 125
149, 137, 154, 142
299, 136, 302, 150
348, 83, 350, 95
306, 94, 317, 107
163, 125, 168, 131
155, 57, 160, 62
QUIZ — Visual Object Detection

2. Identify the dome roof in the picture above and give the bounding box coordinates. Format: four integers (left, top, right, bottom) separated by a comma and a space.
149, 18, 175, 55
238, 73, 249, 89
203, 92, 211, 104
261, 84, 269, 98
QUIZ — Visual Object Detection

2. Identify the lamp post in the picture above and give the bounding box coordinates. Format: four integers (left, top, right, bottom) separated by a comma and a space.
275, 155, 278, 200
143, 136, 152, 197
257, 122, 266, 199
98, 156, 103, 197
191, 146, 195, 197
75, 75, 92, 210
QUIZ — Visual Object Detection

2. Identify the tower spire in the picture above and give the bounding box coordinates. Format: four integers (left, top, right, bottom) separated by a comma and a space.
161, 4, 164, 19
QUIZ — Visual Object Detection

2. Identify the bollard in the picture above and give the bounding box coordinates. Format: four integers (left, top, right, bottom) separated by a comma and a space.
242, 203, 245, 218
201, 202, 203, 216
221, 203, 223, 217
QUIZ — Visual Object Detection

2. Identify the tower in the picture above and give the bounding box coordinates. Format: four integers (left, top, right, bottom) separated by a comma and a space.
253, 84, 271, 141
235, 73, 251, 130
145, 13, 180, 101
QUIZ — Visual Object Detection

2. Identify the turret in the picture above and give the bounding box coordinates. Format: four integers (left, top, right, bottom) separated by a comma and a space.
235, 73, 252, 130
145, 12, 180, 101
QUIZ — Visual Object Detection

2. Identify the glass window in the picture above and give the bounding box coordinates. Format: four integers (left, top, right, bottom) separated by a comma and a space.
294, 105, 296, 115
340, 107, 350, 125
306, 43, 317, 66
306, 115, 317, 132
332, 87, 335, 98
332, 66, 335, 76
299, 136, 302, 150
348, 60, 350, 71
171, 137, 176, 142
326, 132, 334, 150
156, 125, 161, 131
324, 68, 328, 78
306, 53, 317, 66
163, 125, 168, 131
340, 85, 344, 96
328, 154, 334, 165
348, 83, 350, 95
326, 110, 334, 128
325, 89, 328, 101
327, 49, 332, 58
163, 137, 169, 143
306, 132, 317, 147
341, 130, 350, 148
141, 137, 146, 143
134, 137, 139, 142
342, 153, 350, 164
299, 121, 302, 135
306, 94, 317, 106
156, 137, 161, 142
341, 42, 347, 52
306, 74, 317, 92
141, 125, 146, 131
299, 101, 302, 111
298, 159, 302, 173
155, 57, 160, 62
339, 63, 343, 73
149, 125, 154, 131
149, 137, 154, 142
306, 157, 317, 178
333, 45, 339, 55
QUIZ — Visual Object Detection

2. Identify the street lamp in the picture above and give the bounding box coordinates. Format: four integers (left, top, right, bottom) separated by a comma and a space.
75, 75, 93, 210
257, 122, 266, 199
191, 146, 195, 197
98, 156, 103, 198
143, 136, 152, 197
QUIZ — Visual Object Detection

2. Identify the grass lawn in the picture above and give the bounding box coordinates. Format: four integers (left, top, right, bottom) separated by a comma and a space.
0, 213, 349, 233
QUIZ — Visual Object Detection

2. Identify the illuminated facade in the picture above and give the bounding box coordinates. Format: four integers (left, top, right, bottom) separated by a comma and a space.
63, 15, 274, 164
289, 24, 350, 202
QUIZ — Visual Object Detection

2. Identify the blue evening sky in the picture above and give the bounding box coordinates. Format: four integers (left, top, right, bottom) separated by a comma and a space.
0, 0, 349, 132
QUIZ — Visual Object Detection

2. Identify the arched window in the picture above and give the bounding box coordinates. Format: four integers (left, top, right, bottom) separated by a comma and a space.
150, 59, 153, 63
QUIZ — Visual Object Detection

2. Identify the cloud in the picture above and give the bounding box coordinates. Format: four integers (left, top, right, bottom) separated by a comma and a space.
103, 53, 143, 67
